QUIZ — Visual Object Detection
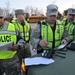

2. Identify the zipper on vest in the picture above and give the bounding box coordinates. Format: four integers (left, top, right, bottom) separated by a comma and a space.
51, 22, 56, 48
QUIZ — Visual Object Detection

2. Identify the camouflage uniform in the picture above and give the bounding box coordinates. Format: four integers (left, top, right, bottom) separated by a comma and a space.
30, 4, 66, 53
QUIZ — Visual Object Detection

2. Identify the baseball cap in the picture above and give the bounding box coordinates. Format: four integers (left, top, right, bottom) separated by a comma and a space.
47, 4, 58, 16
15, 9, 25, 15
67, 8, 75, 15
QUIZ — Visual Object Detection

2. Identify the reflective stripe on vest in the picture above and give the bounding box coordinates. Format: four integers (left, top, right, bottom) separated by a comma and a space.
68, 23, 74, 40
0, 21, 17, 59
41, 20, 64, 50
21, 22, 30, 41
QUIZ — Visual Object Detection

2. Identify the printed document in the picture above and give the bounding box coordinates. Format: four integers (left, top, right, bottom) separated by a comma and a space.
57, 44, 67, 49
24, 57, 54, 66
0, 41, 13, 51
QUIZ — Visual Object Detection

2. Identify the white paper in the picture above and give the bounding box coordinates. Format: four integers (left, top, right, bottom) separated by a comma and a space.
24, 57, 54, 66
0, 41, 14, 51
57, 44, 67, 49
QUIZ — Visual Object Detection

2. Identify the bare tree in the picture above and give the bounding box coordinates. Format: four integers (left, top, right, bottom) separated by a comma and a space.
52, 0, 56, 4
25, 6, 31, 14
49, 0, 57, 4
30, 6, 34, 15
0, 8, 4, 15
10, 8, 15, 16
4, 0, 11, 16
72, 4, 75, 8
24, 6, 44, 16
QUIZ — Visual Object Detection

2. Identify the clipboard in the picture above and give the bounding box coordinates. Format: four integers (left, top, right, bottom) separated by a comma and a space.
57, 44, 67, 50
0, 41, 14, 51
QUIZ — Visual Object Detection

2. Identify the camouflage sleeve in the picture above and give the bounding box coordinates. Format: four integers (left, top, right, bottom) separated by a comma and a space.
62, 28, 71, 43
17, 39, 25, 50
63, 31, 73, 43
30, 24, 41, 50
64, 37, 71, 43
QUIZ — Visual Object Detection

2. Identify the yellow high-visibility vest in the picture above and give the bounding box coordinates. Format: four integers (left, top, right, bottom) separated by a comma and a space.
0, 21, 17, 59
61, 18, 74, 40
41, 20, 64, 50
12, 20, 30, 42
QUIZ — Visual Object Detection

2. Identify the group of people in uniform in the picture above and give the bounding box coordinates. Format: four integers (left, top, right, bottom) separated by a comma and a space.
30, 4, 75, 53
0, 3, 75, 75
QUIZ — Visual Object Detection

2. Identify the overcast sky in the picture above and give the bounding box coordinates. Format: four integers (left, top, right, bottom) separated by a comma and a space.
0, 0, 75, 14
